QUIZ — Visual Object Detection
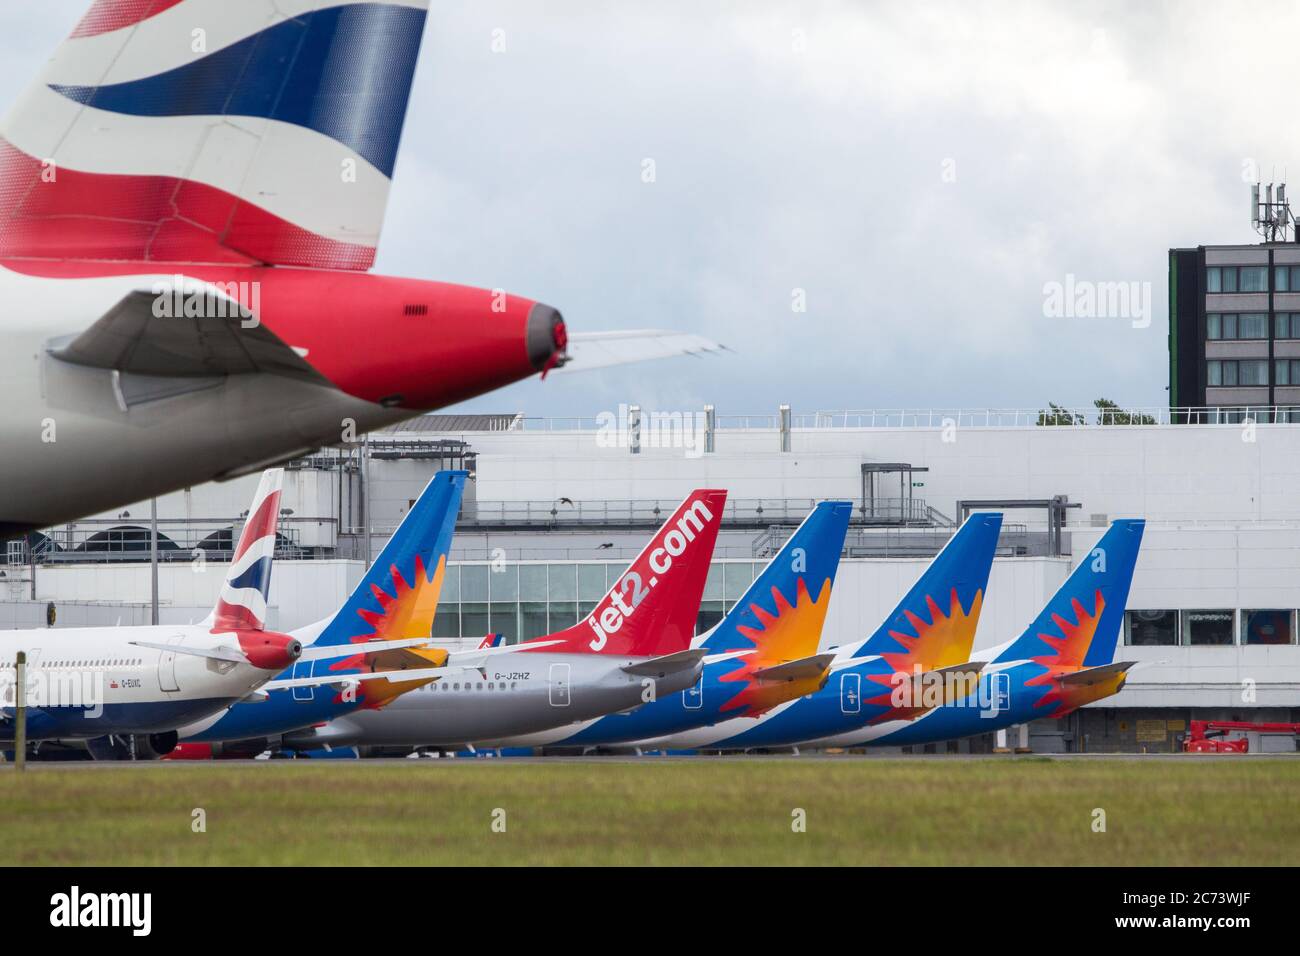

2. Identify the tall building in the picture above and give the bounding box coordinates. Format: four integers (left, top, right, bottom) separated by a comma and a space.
1169, 241, 1300, 421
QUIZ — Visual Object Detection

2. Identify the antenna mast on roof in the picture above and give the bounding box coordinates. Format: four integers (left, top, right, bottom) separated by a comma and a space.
1252, 180, 1295, 241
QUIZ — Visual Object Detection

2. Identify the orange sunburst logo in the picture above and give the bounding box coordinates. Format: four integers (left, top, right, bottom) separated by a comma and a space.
863, 587, 983, 710
328, 554, 448, 709
718, 576, 832, 718
1025, 590, 1105, 717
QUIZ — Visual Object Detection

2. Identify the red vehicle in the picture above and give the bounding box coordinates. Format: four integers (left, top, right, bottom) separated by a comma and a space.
1182, 720, 1300, 753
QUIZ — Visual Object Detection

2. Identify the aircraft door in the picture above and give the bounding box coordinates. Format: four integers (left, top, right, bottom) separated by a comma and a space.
840, 672, 860, 715
158, 637, 181, 693
682, 674, 703, 710
292, 659, 314, 701
548, 662, 571, 707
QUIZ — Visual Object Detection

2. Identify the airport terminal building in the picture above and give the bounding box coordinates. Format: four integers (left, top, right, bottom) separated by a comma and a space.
5, 406, 1299, 754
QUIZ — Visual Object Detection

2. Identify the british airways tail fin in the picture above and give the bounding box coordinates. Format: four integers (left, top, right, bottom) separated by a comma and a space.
852, 512, 1003, 671
530, 490, 728, 658
992, 519, 1144, 667
312, 469, 466, 649
209, 467, 283, 632
0, 0, 430, 268
702, 500, 852, 657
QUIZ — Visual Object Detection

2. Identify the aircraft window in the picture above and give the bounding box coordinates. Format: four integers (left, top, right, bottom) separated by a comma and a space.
453, 683, 460, 690
476, 682, 483, 691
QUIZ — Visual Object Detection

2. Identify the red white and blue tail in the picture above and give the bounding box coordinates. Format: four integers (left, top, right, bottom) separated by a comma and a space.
0, 0, 430, 268
210, 468, 284, 632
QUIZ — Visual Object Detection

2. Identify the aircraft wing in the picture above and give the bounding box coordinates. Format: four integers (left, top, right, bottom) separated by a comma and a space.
552, 330, 726, 374
1057, 661, 1137, 686
621, 648, 709, 676
49, 283, 326, 383
752, 652, 837, 682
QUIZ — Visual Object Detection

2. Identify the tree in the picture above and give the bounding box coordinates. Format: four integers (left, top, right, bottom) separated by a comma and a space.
1037, 403, 1085, 426
1093, 398, 1157, 425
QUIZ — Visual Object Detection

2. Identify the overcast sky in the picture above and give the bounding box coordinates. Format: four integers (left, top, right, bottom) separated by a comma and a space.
3, 2, 1296, 419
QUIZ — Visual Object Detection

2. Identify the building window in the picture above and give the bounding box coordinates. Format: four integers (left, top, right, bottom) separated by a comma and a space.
1239, 359, 1268, 385
1275, 359, 1300, 386
1207, 313, 1267, 340
1277, 313, 1300, 339
1278, 265, 1300, 292
1126, 610, 1179, 646
1240, 609, 1295, 645
1207, 360, 1233, 386
1183, 609, 1235, 645
1239, 312, 1268, 338
1207, 266, 1238, 292
1207, 359, 1270, 387
1239, 266, 1268, 292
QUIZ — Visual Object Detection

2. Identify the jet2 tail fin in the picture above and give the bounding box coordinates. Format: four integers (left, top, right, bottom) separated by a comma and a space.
528, 490, 727, 657
992, 519, 1145, 668
702, 500, 853, 657
854, 512, 1003, 671
313, 469, 467, 653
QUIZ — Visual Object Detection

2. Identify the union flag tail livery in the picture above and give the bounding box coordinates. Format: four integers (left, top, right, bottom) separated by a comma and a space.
2, 0, 429, 268
0, 0, 569, 536
209, 467, 283, 632
526, 490, 728, 658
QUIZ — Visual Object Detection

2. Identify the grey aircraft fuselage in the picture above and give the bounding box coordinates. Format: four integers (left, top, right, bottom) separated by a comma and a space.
281, 651, 704, 750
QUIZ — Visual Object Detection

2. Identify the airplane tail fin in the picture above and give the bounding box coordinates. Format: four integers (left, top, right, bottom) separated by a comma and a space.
209, 468, 284, 632
311, 470, 466, 652
529, 490, 728, 657
0, 0, 430, 268
702, 500, 852, 657
853, 512, 1003, 671
993, 519, 1145, 668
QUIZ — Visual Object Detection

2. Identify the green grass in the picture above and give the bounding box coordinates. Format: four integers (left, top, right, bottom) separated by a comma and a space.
1, 757, 1297, 866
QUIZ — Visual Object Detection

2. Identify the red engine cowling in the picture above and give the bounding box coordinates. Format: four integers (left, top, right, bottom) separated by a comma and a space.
237, 631, 303, 671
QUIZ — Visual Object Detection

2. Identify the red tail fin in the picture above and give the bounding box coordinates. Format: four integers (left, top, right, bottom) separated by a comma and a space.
526, 490, 727, 657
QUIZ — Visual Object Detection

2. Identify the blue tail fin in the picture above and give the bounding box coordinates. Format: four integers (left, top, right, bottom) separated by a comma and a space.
702, 501, 853, 655
314, 470, 466, 648
993, 519, 1145, 667
853, 513, 1003, 670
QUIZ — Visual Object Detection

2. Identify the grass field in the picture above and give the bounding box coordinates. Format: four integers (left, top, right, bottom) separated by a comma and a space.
1, 757, 1297, 866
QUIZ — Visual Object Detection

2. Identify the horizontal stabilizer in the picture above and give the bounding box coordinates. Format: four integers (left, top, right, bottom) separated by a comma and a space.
553, 330, 727, 375
620, 648, 709, 677
1057, 661, 1136, 687
50, 285, 325, 382
923, 660, 986, 680
261, 665, 468, 693
445, 639, 562, 669
298, 638, 439, 662
753, 653, 837, 682
129, 640, 246, 663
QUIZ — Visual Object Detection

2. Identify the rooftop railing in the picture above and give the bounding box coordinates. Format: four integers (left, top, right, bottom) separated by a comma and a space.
384, 405, 1300, 433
